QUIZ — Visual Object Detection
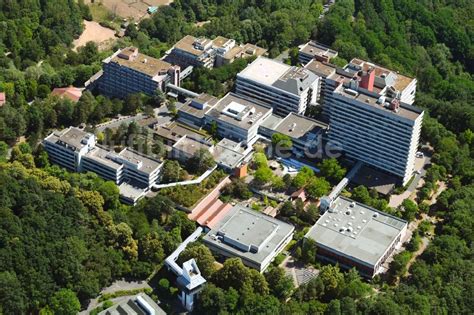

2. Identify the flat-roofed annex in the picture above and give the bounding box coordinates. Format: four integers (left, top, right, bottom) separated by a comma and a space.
219, 208, 278, 252
84, 145, 122, 170
274, 113, 328, 139
304, 59, 337, 77
178, 93, 219, 119
173, 136, 212, 156
306, 196, 407, 266
202, 205, 295, 270
300, 41, 338, 59
118, 148, 162, 174
207, 93, 272, 130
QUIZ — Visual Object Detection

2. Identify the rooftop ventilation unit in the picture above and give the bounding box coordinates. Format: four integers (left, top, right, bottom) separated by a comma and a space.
344, 88, 358, 97
289, 123, 296, 132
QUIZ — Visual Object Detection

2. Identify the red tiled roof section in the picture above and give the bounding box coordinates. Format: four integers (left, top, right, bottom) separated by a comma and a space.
51, 87, 83, 102
291, 188, 307, 201
0, 92, 5, 106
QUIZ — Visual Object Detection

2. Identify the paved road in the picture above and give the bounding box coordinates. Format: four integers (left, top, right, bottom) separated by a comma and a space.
96, 100, 186, 132
96, 113, 145, 132
389, 147, 432, 208
274, 50, 289, 63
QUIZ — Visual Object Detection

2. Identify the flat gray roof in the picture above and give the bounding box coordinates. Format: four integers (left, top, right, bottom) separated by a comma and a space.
304, 59, 337, 77
173, 136, 212, 156
260, 114, 283, 130
118, 148, 162, 174
272, 67, 318, 96
203, 205, 294, 266
351, 165, 398, 195
119, 182, 146, 202
45, 127, 92, 152
213, 138, 246, 169
300, 41, 338, 59
206, 93, 272, 131
306, 196, 407, 266
154, 123, 209, 143
274, 113, 328, 140
178, 93, 219, 119
83, 145, 122, 170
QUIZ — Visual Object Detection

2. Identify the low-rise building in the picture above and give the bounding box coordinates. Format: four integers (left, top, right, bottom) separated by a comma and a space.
215, 43, 267, 67
43, 127, 163, 204
98, 293, 166, 315
165, 227, 207, 312
260, 112, 328, 157
298, 40, 338, 65
96, 46, 180, 98
171, 135, 251, 174
177, 93, 219, 128
203, 205, 294, 272
165, 35, 266, 69
235, 56, 319, 116
51, 86, 83, 102
305, 196, 407, 278
212, 138, 250, 172
153, 122, 209, 146
205, 93, 273, 144
171, 135, 213, 162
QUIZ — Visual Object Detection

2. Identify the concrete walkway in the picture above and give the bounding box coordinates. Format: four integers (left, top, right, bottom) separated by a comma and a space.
152, 165, 217, 189
280, 255, 319, 288
79, 280, 151, 314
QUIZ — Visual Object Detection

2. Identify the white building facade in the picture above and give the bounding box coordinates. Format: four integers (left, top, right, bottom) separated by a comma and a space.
326, 85, 423, 185
235, 57, 319, 117
43, 127, 163, 204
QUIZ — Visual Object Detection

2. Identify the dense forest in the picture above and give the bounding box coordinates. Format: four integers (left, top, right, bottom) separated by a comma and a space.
0, 0, 473, 314
0, 152, 196, 313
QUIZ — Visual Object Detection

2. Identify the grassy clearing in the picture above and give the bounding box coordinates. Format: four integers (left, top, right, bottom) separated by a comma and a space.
89, 3, 114, 23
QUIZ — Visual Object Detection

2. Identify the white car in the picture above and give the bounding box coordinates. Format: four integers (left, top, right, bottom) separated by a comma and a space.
416, 152, 424, 158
